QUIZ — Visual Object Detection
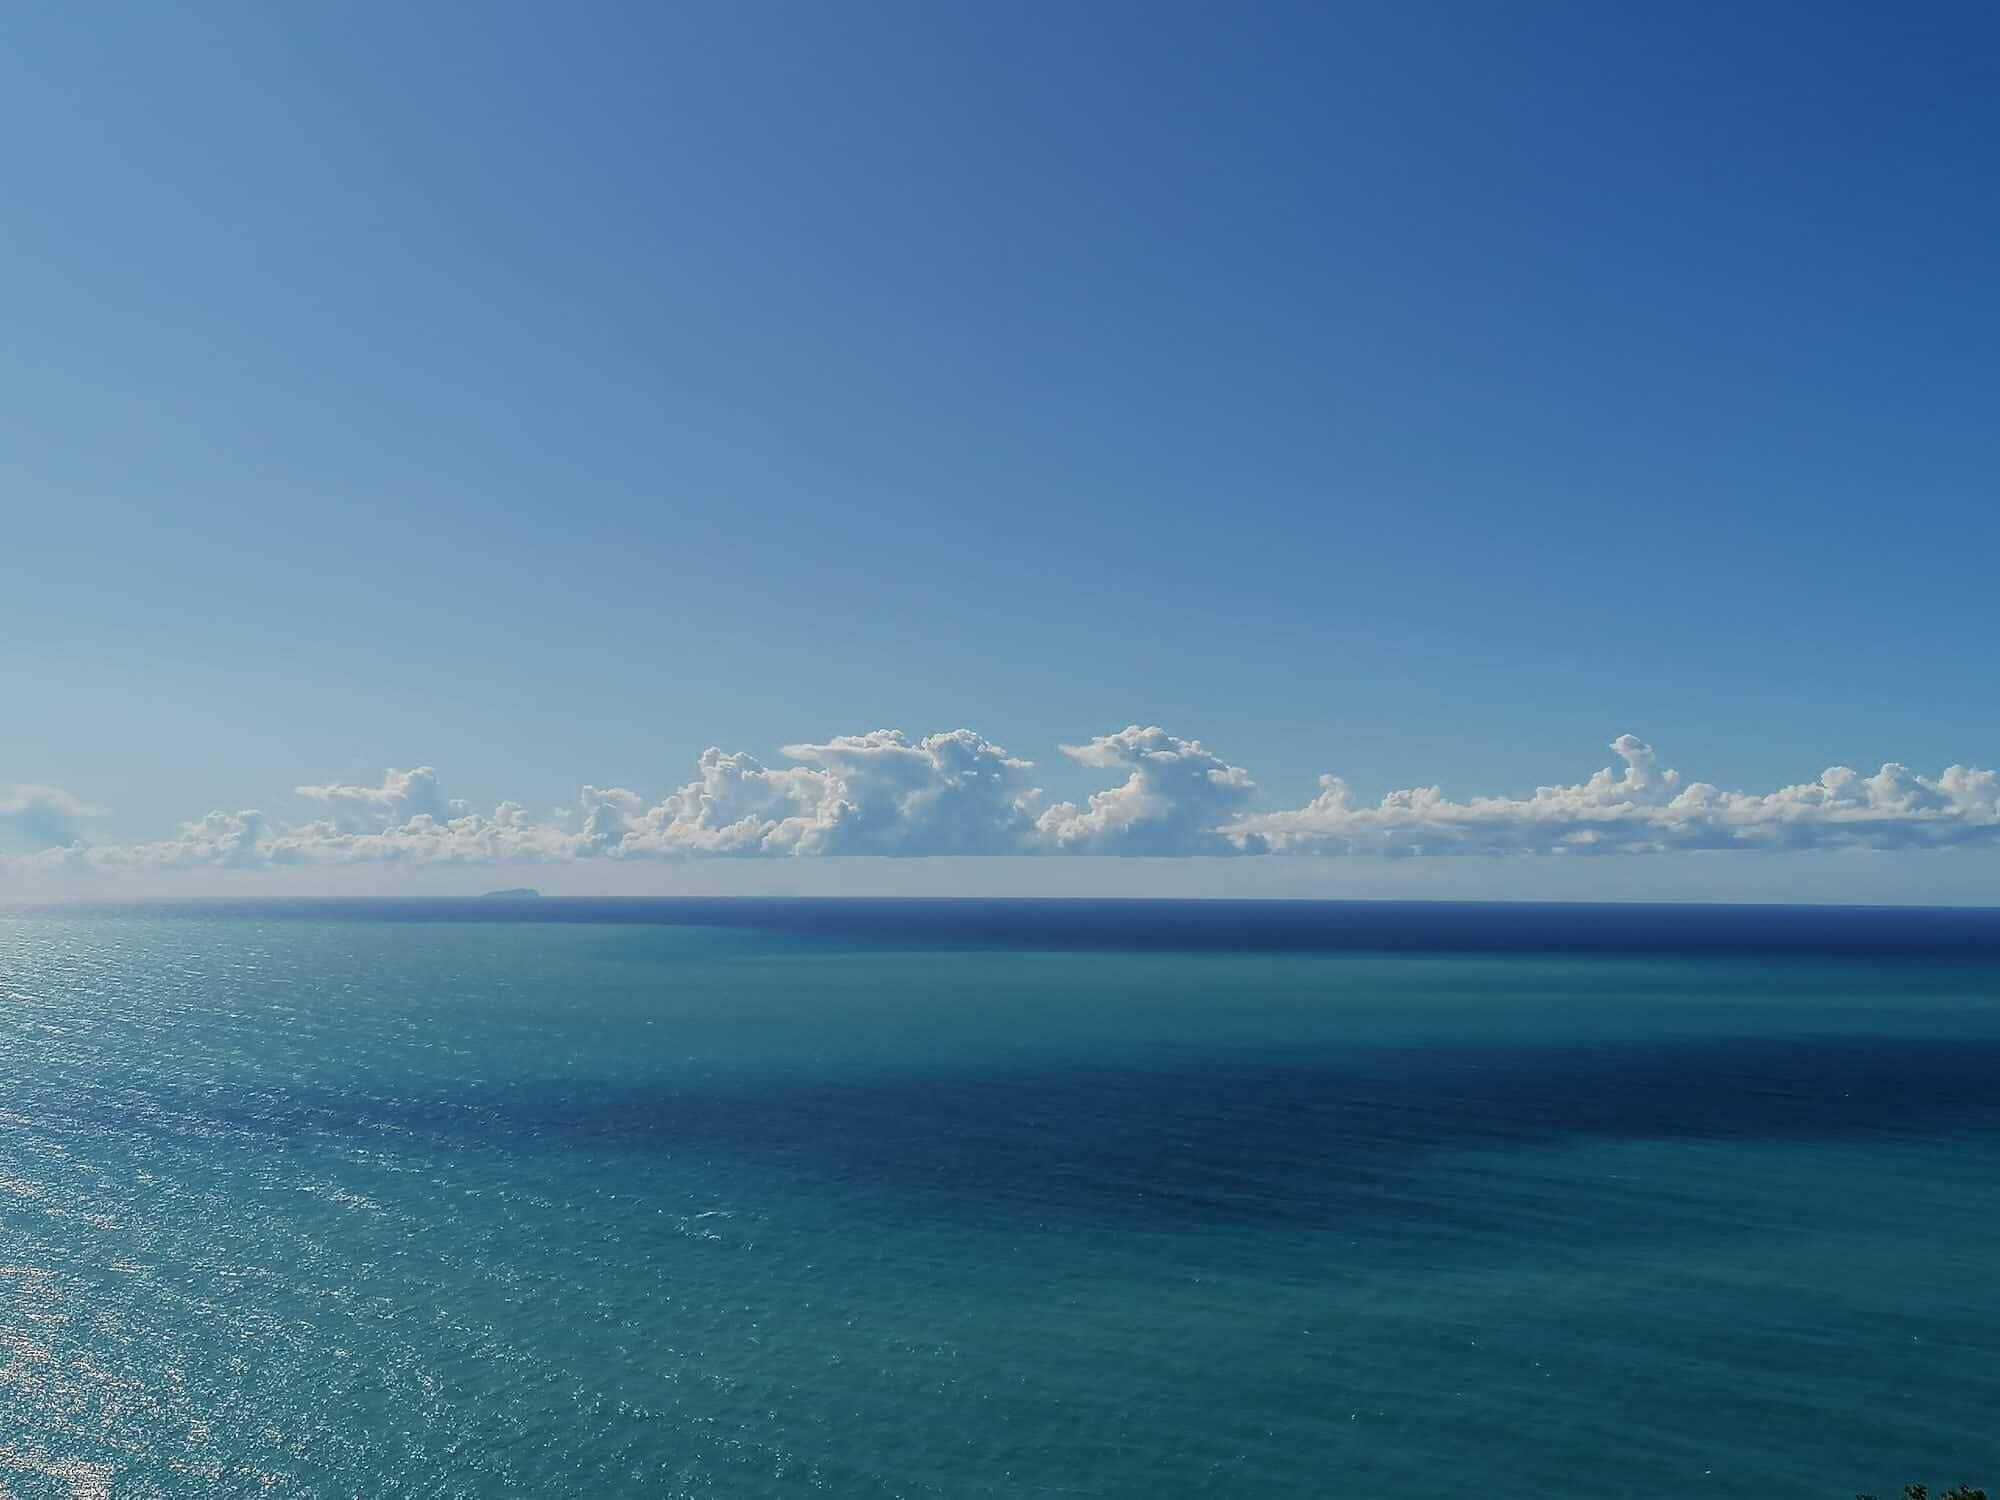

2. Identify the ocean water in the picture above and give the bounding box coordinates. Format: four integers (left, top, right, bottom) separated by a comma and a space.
1, 899, 1997, 1498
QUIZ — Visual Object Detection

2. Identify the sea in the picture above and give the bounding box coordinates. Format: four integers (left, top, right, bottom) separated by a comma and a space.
1, 898, 1996, 1498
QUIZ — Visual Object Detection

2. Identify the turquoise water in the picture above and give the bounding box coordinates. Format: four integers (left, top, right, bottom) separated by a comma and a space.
1, 902, 1996, 1497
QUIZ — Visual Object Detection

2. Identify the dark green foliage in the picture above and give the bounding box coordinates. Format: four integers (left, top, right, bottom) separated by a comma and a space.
1855, 1485, 1987, 1500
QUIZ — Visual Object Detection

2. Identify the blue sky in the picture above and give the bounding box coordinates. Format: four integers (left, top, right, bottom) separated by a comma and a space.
4, 1, 1997, 897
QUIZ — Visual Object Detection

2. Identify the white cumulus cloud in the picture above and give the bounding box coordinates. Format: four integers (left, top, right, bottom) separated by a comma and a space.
12, 730, 2000, 875
1038, 726, 1262, 855
43, 808, 274, 870
1232, 735, 2000, 855
295, 766, 457, 830
604, 729, 1042, 857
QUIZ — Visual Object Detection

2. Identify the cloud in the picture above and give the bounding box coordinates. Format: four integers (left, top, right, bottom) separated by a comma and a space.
601, 729, 1042, 857
0, 785, 101, 853
1234, 735, 2000, 856
93, 809, 274, 869
1037, 727, 1262, 855
32, 770, 581, 872
24, 733, 1044, 870
12, 730, 2000, 875
295, 766, 457, 830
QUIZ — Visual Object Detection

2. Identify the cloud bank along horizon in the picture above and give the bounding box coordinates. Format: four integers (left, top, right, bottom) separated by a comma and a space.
8, 728, 2000, 876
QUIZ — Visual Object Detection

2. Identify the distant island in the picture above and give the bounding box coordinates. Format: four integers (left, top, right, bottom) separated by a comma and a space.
479, 887, 542, 899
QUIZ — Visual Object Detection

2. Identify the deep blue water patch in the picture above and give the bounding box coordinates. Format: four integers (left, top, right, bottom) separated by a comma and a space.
33, 894, 2000, 956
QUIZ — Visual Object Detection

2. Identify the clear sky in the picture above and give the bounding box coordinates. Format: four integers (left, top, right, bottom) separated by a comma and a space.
4, 1, 1996, 899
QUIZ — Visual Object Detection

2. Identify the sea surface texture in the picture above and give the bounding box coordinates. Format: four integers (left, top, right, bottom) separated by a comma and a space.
1, 899, 1996, 1498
